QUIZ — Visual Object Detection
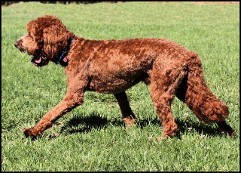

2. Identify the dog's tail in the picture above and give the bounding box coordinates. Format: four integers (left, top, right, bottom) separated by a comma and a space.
176, 54, 229, 123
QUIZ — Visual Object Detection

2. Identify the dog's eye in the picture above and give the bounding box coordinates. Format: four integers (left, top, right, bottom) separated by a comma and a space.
28, 34, 35, 40
28, 35, 35, 41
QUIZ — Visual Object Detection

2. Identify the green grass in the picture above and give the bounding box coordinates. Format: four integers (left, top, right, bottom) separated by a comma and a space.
2, 1, 239, 171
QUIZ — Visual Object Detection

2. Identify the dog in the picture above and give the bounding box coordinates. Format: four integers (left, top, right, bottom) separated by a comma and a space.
14, 15, 235, 139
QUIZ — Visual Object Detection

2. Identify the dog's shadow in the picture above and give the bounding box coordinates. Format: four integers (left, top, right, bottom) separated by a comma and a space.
60, 114, 110, 135
58, 113, 224, 138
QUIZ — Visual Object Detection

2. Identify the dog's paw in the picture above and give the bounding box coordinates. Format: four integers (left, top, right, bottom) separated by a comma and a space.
22, 128, 38, 139
221, 129, 237, 139
123, 117, 137, 128
229, 130, 237, 139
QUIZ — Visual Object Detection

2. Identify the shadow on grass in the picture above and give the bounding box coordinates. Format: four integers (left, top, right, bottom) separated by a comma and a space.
137, 118, 224, 138
59, 113, 225, 138
60, 114, 109, 134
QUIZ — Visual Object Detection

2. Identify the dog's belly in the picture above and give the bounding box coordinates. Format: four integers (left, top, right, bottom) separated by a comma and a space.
88, 72, 147, 94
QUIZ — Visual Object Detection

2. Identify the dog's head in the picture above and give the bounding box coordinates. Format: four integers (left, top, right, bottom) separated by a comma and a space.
14, 15, 74, 67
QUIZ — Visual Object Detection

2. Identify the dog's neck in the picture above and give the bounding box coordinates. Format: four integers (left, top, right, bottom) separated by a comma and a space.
53, 36, 75, 66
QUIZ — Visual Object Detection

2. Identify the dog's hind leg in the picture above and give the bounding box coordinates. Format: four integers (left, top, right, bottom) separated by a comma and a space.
149, 60, 187, 139
114, 92, 137, 127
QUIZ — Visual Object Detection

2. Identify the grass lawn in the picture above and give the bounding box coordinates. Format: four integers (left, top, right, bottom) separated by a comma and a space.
1, 1, 239, 171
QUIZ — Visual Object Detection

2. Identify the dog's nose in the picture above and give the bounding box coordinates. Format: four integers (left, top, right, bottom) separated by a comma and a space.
14, 42, 18, 48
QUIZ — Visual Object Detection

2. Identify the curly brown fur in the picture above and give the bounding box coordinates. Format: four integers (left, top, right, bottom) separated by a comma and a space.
14, 15, 235, 139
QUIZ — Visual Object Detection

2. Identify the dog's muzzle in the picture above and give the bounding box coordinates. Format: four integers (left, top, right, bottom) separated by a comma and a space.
14, 40, 25, 52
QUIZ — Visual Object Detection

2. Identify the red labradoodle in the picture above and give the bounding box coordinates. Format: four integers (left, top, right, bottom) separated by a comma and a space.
15, 15, 235, 139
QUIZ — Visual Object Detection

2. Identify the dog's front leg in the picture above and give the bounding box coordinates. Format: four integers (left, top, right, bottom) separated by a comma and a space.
23, 85, 85, 138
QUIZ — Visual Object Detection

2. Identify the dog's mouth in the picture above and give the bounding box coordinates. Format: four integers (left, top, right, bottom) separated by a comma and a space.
31, 54, 48, 67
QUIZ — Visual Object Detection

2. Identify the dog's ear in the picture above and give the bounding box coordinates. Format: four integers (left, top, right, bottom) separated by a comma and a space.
42, 25, 73, 58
